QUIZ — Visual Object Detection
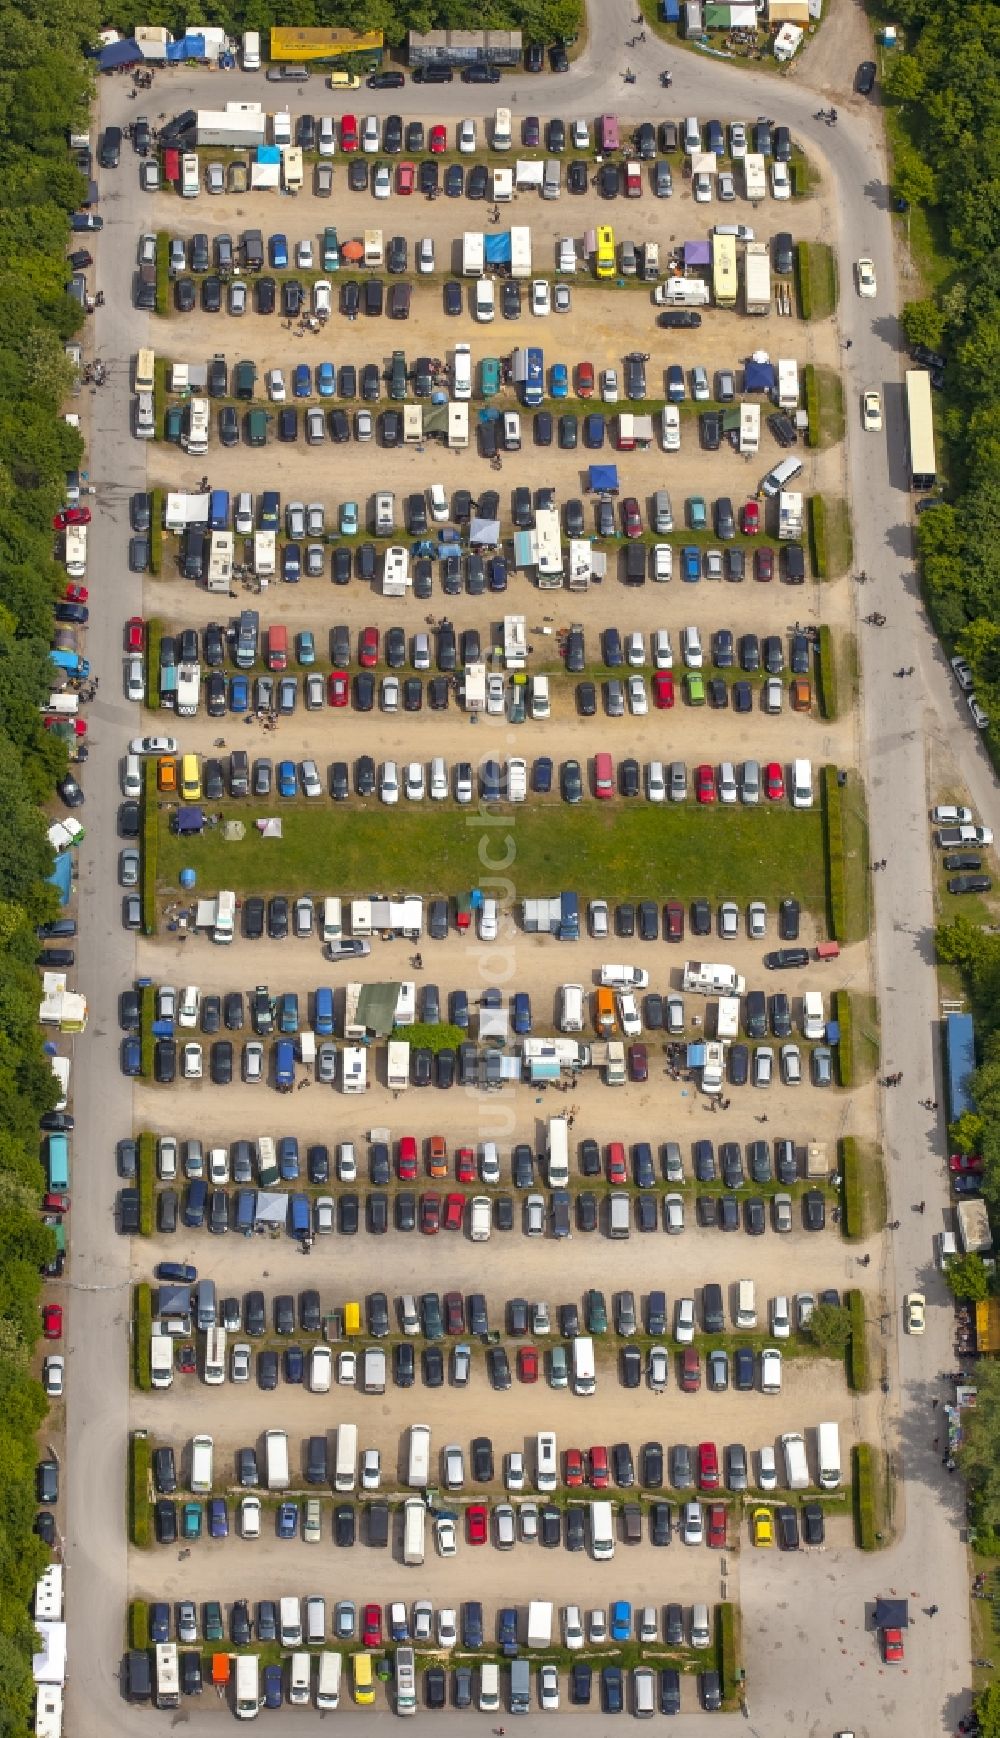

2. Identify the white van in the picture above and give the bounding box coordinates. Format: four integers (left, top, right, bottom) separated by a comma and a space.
408, 1423, 431, 1488
493, 107, 512, 150
546, 1117, 570, 1185
190, 1434, 213, 1493
691, 1604, 711, 1648
234, 1653, 259, 1720
479, 1662, 501, 1712
761, 455, 804, 497
288, 1653, 310, 1706
453, 343, 472, 400
475, 278, 495, 322
265, 1429, 289, 1491
507, 757, 527, 803
590, 1499, 615, 1560
363, 1347, 386, 1392
322, 896, 343, 945
802, 990, 825, 1040
203, 1325, 226, 1385
560, 984, 584, 1032
396, 1646, 417, 1714
791, 758, 814, 809
180, 151, 199, 198
572, 1335, 596, 1396
213, 889, 235, 944
305, 1596, 326, 1645
122, 754, 141, 800
335, 1423, 357, 1492
279, 1597, 302, 1648
242, 30, 260, 68
316, 1651, 342, 1710
634, 1667, 656, 1718
683, 115, 701, 151
816, 1420, 842, 1489
403, 1497, 426, 1565
736, 1280, 757, 1329
542, 157, 562, 199
470, 1196, 492, 1241
609, 1193, 631, 1238
536, 1431, 558, 1492
531, 675, 550, 718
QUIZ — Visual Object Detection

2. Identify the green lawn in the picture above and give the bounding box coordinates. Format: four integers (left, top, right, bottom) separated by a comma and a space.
159, 803, 827, 910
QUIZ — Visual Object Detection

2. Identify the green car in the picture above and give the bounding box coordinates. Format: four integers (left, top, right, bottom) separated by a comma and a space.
181, 1502, 203, 1540
686, 495, 707, 531
585, 1288, 608, 1335
685, 671, 706, 706
164, 404, 184, 445
203, 1600, 224, 1642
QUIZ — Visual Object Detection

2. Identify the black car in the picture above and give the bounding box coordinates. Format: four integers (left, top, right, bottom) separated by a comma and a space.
773, 230, 794, 274
659, 308, 703, 329
568, 158, 589, 193
641, 1441, 663, 1487
267, 895, 288, 939
155, 1499, 177, 1543
281, 280, 303, 318
418, 158, 438, 195
179, 1652, 202, 1696
803, 1189, 826, 1231
472, 1436, 494, 1481
691, 897, 712, 936
571, 1661, 593, 1705
765, 947, 809, 970
334, 1504, 356, 1546
660, 1670, 681, 1715
174, 276, 196, 312
468, 164, 489, 199
210, 1041, 232, 1085
540, 1504, 562, 1546
857, 59, 876, 93
620, 1348, 642, 1391
444, 163, 464, 197
776, 1504, 800, 1549
803, 1502, 825, 1545
425, 1666, 447, 1710
559, 414, 578, 448
256, 276, 276, 315
242, 896, 264, 939
778, 896, 800, 939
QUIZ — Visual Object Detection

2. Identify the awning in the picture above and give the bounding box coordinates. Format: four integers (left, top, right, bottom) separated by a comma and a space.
874, 1599, 909, 1629
254, 1192, 288, 1225
588, 463, 619, 492
172, 806, 205, 834
743, 359, 776, 392
165, 33, 207, 60
470, 517, 501, 545
98, 38, 141, 67
683, 240, 711, 266
485, 232, 511, 263
359, 981, 402, 1037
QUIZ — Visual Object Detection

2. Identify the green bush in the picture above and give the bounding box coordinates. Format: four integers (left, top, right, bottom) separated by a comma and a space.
139, 982, 155, 1080
795, 240, 811, 321
155, 233, 169, 318
129, 1598, 150, 1649
149, 488, 163, 575
134, 1283, 153, 1392
840, 1135, 863, 1240
853, 1441, 877, 1548
130, 1431, 152, 1548
716, 1602, 739, 1702
803, 362, 820, 449
145, 617, 162, 711
153, 355, 168, 435
822, 764, 847, 941
833, 988, 853, 1087
809, 495, 828, 578
138, 1130, 155, 1238
847, 1286, 871, 1391
141, 761, 158, 938
392, 1022, 465, 1054
816, 624, 837, 719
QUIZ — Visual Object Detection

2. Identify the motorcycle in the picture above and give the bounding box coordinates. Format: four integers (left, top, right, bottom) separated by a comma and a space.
660, 70, 672, 86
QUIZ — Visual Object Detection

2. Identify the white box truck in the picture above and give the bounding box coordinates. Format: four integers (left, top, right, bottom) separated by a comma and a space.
744, 240, 772, 315
407, 1423, 431, 1488
155, 1643, 180, 1709
150, 1325, 174, 1388
176, 663, 201, 717
781, 1431, 810, 1490
387, 1040, 409, 1091
572, 1336, 596, 1396
528, 1602, 553, 1647
335, 1423, 357, 1492
816, 1421, 842, 1489
546, 1117, 570, 1185
403, 1497, 426, 1565
234, 1654, 259, 1720
265, 1428, 289, 1490
462, 231, 485, 277
510, 226, 532, 278
316, 1653, 342, 1711
777, 358, 800, 409
190, 1433, 213, 1493
591, 1500, 615, 1559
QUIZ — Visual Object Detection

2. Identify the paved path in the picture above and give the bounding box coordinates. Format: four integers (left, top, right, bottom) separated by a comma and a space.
63, 3, 978, 1730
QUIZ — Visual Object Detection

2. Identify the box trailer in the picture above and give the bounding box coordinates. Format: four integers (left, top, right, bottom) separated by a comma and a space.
653, 276, 710, 306
957, 1198, 993, 1256
447, 402, 469, 448
778, 490, 804, 539
183, 397, 209, 457
533, 507, 564, 584
683, 961, 747, 996
341, 1047, 367, 1094
698, 1040, 726, 1094
744, 153, 767, 201
716, 996, 740, 1039
281, 146, 303, 191
493, 167, 513, 202
207, 531, 234, 591
387, 1040, 409, 1090
176, 662, 201, 717
462, 231, 485, 277
155, 1644, 179, 1709
382, 546, 411, 596
363, 228, 383, 268
196, 104, 266, 148
463, 663, 487, 711
403, 405, 423, 444
744, 240, 772, 314
739, 402, 760, 455
777, 358, 800, 408
253, 531, 276, 578
64, 525, 87, 577
510, 226, 532, 278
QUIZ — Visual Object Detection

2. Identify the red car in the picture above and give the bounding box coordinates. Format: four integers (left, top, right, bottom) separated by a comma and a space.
949, 1152, 984, 1173
653, 671, 675, 708
359, 626, 379, 667
396, 160, 415, 194
52, 507, 91, 529
622, 496, 642, 538
178, 1344, 197, 1373
125, 616, 145, 653
754, 546, 774, 582
628, 1043, 648, 1082
576, 361, 595, 398
665, 899, 684, 942
362, 1604, 382, 1648
444, 1291, 464, 1334
606, 1142, 627, 1184
328, 671, 348, 707
419, 1193, 441, 1234
588, 1445, 610, 1489
443, 1192, 465, 1231
429, 124, 448, 153
695, 764, 716, 804
707, 1503, 728, 1549
397, 1135, 417, 1180
741, 499, 760, 535
43, 1193, 69, 1214
517, 1346, 539, 1382
340, 114, 358, 151
42, 1304, 63, 1339
564, 1448, 585, 1486
467, 1503, 488, 1544
765, 761, 785, 801
455, 1146, 475, 1184
64, 583, 89, 603
680, 1347, 701, 1392
697, 1442, 719, 1490
882, 1628, 904, 1663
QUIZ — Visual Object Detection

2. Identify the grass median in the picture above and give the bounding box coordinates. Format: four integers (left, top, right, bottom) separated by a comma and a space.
159, 803, 827, 910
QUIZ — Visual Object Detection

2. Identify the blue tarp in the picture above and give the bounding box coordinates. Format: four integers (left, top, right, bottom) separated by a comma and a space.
166, 33, 207, 60
256, 144, 280, 163
47, 853, 73, 906
588, 464, 619, 492
661, 0, 681, 15
485, 232, 511, 263
98, 38, 142, 68
945, 1012, 976, 1123
743, 359, 776, 392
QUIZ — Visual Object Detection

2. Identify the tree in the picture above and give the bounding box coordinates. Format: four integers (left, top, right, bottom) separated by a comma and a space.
943, 1251, 990, 1301
807, 1303, 852, 1356
975, 1680, 1000, 1738
961, 1359, 1000, 1527
950, 1110, 985, 1155
902, 298, 946, 352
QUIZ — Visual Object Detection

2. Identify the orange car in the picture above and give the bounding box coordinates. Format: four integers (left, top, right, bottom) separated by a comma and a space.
157, 756, 178, 793
790, 677, 812, 711
427, 1135, 448, 1178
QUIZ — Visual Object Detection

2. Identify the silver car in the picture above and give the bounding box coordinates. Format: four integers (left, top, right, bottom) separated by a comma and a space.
669, 761, 688, 802
681, 1501, 704, 1545
525, 1194, 546, 1236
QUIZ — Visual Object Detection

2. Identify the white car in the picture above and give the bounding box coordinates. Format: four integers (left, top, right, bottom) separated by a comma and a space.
182, 1043, 202, 1080
458, 119, 477, 153
405, 762, 425, 801
931, 804, 973, 825
730, 121, 747, 157
666, 996, 685, 1034
495, 1504, 517, 1549
231, 1343, 251, 1382
905, 1292, 926, 1335
761, 1347, 783, 1392
646, 761, 666, 803
771, 1295, 791, 1339
129, 736, 178, 756
648, 1344, 670, 1389
43, 1356, 64, 1397
856, 256, 877, 297
266, 368, 286, 402
653, 629, 673, 668
486, 674, 506, 715
627, 675, 648, 715
753, 1046, 774, 1088
314, 1196, 334, 1234
720, 900, 739, 938
748, 900, 767, 938
380, 761, 399, 805
413, 1603, 434, 1643
625, 631, 645, 667
771, 160, 791, 199
309, 1346, 333, 1392
589, 899, 610, 938
664, 1194, 684, 1235
373, 162, 391, 198
444, 1444, 465, 1489
758, 1447, 778, 1491
601, 368, 620, 402
336, 1350, 356, 1385
506, 1451, 525, 1491
428, 483, 448, 523
124, 656, 145, 702
773, 1193, 793, 1233
318, 116, 336, 156
312, 280, 332, 317
682, 1501, 704, 1545
675, 1297, 695, 1344
380, 676, 399, 713
240, 1496, 261, 1539
532, 1300, 551, 1335
588, 1609, 608, 1645
337, 1143, 357, 1182
564, 1606, 584, 1650
242, 1041, 263, 1084
862, 389, 882, 432
206, 162, 225, 194
417, 237, 435, 274
554, 283, 571, 312
662, 404, 681, 450
208, 1147, 229, 1185
437, 1609, 458, 1650
951, 656, 974, 691
653, 543, 673, 581
297, 238, 314, 269
429, 758, 448, 801
531, 279, 551, 316
355, 408, 373, 441
361, 1448, 381, 1490
618, 993, 642, 1038
781, 1043, 802, 1085
540, 1664, 560, 1710
362, 115, 379, 152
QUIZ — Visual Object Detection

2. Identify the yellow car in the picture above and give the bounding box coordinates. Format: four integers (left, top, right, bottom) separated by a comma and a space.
905, 1291, 926, 1335
328, 69, 360, 89
752, 1507, 773, 1547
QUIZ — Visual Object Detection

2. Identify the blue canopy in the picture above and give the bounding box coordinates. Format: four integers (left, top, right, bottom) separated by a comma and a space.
588, 464, 619, 492
485, 232, 511, 263
172, 806, 205, 834
743, 359, 776, 392
99, 38, 141, 68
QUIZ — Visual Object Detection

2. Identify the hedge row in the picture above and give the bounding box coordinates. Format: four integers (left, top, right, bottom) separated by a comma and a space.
129, 1598, 150, 1649
154, 233, 169, 318
790, 155, 810, 198
816, 623, 837, 719
138, 1130, 155, 1238
821, 764, 847, 941
141, 760, 158, 937
809, 494, 828, 578
152, 355, 168, 435
833, 988, 853, 1088
840, 1135, 863, 1240
847, 1285, 870, 1392
139, 982, 155, 1080
130, 1431, 152, 1548
149, 488, 163, 575
145, 616, 162, 711
134, 1283, 152, 1392
853, 1442, 877, 1549
795, 240, 812, 321
803, 362, 820, 450
716, 1602, 739, 1703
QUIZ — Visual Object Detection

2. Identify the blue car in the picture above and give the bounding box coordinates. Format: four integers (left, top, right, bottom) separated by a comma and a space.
488, 557, 507, 591
681, 545, 701, 582
687, 494, 707, 530
121, 1035, 141, 1076
498, 1608, 517, 1653
149, 1603, 170, 1643
610, 1600, 632, 1642
229, 674, 249, 710
297, 630, 316, 665
262, 1664, 283, 1709
602, 1665, 624, 1714
512, 992, 532, 1034
316, 361, 336, 397
533, 756, 553, 793
208, 1498, 228, 1539
292, 363, 311, 398
277, 1135, 299, 1180
269, 233, 288, 268
277, 760, 297, 797
278, 992, 299, 1033
550, 362, 569, 398
584, 413, 605, 448
340, 500, 359, 535
282, 543, 301, 583
462, 1602, 483, 1649
390, 1607, 410, 1641
283, 1345, 305, 1383
276, 1502, 298, 1539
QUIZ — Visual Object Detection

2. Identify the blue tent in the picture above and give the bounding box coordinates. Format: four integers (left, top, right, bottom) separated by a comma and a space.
485, 232, 511, 264
98, 38, 141, 68
256, 144, 280, 164
588, 464, 619, 493
743, 359, 776, 393
166, 33, 206, 60
172, 806, 205, 834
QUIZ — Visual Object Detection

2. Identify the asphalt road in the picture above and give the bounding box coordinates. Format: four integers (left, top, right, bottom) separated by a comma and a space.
63, 3, 976, 1732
